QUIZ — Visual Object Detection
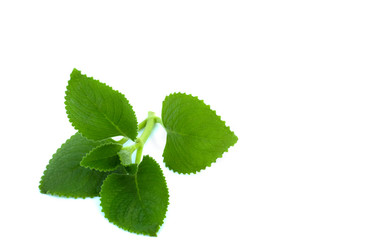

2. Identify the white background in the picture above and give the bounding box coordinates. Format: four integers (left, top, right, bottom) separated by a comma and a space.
1, 1, 368, 239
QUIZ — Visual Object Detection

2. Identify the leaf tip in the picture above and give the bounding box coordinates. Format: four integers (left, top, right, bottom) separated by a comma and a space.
71, 68, 81, 76
64, 69, 138, 141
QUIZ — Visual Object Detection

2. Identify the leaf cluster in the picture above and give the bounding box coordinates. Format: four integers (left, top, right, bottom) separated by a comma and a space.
39, 69, 238, 236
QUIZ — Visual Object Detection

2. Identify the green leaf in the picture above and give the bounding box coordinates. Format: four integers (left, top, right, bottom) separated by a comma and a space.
39, 133, 111, 198
65, 69, 138, 140
117, 149, 137, 174
124, 164, 138, 175
118, 149, 133, 165
80, 143, 122, 171
162, 93, 238, 173
100, 155, 169, 236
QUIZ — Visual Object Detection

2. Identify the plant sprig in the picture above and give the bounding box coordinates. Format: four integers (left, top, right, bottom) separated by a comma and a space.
39, 69, 238, 236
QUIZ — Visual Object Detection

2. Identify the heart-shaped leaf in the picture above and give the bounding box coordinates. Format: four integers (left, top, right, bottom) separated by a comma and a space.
162, 93, 238, 173
100, 155, 169, 236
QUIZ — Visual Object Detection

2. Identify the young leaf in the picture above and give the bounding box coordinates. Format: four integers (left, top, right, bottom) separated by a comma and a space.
118, 149, 133, 165
39, 133, 111, 198
65, 69, 138, 140
80, 143, 122, 171
100, 155, 169, 236
162, 93, 238, 173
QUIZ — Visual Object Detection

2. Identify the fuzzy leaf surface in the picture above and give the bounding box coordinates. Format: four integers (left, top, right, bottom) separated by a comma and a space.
80, 143, 122, 171
118, 149, 133, 165
100, 155, 169, 236
162, 93, 238, 173
39, 133, 111, 198
65, 69, 138, 140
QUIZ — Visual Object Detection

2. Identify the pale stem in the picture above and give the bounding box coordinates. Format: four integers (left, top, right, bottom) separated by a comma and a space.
134, 111, 158, 164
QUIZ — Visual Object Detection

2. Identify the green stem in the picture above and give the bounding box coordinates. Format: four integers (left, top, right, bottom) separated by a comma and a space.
140, 112, 156, 144
116, 118, 149, 145
135, 139, 144, 165
154, 116, 163, 125
138, 119, 147, 131
135, 111, 159, 164
116, 137, 129, 145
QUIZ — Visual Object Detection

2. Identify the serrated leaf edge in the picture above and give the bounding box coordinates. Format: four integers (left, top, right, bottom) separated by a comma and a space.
38, 133, 107, 199
64, 69, 138, 141
162, 92, 238, 175
117, 149, 133, 166
40, 189, 101, 199
99, 155, 170, 236
80, 142, 122, 172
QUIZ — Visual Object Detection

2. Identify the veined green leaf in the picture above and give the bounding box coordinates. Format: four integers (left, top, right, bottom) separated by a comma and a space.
65, 69, 138, 140
100, 155, 169, 236
39, 133, 111, 198
80, 143, 122, 171
162, 93, 238, 173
